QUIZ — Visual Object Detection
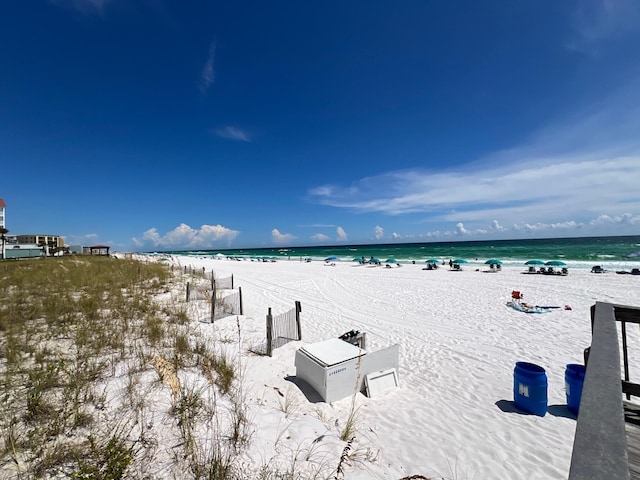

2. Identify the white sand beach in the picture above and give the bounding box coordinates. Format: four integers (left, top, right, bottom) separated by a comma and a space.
146, 255, 640, 479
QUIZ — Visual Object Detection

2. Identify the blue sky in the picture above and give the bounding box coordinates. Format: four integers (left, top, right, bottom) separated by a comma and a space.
1, 1, 639, 250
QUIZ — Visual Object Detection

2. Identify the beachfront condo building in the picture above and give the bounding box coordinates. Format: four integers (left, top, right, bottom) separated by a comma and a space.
16, 234, 65, 252
0, 198, 5, 229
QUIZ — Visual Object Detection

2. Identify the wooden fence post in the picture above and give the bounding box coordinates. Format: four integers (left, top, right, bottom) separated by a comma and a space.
266, 307, 273, 357
238, 286, 243, 315
211, 282, 216, 323
211, 270, 214, 290
295, 301, 302, 340
186, 282, 190, 302
231, 274, 234, 290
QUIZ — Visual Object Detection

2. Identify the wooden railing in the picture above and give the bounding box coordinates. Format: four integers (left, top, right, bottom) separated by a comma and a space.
568, 302, 640, 479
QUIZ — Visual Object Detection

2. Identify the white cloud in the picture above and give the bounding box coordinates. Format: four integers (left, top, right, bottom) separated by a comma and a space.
590, 213, 640, 226
311, 233, 329, 241
272, 228, 295, 243
489, 220, 506, 232
455, 223, 469, 235
215, 126, 250, 142
132, 223, 239, 248
200, 40, 216, 93
512, 220, 583, 233
336, 227, 348, 241
413, 215, 636, 240
308, 185, 335, 197
374, 225, 384, 240
308, 156, 640, 222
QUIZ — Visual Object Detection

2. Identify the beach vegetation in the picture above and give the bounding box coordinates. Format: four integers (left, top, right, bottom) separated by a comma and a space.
278, 386, 300, 417
0, 255, 413, 479
0, 256, 253, 478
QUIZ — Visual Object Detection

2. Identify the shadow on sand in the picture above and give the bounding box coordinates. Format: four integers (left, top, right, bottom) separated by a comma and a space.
284, 375, 324, 403
496, 399, 577, 419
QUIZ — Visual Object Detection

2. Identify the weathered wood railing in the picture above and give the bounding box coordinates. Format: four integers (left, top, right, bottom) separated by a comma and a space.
568, 301, 640, 479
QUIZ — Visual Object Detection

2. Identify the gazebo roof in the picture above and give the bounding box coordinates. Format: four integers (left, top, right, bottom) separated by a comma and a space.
89, 245, 110, 249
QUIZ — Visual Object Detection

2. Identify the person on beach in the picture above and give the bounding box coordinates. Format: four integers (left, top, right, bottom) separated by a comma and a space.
449, 259, 453, 268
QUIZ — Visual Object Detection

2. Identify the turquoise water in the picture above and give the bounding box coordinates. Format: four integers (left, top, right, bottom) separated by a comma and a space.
161, 235, 640, 269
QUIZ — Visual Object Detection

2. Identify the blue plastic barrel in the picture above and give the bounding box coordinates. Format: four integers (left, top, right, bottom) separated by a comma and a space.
565, 364, 586, 415
514, 362, 548, 416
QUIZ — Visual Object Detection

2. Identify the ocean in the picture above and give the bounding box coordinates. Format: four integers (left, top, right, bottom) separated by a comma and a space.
161, 235, 640, 270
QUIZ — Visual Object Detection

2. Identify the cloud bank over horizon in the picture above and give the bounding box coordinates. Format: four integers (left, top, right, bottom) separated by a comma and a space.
127, 212, 640, 250
132, 223, 239, 249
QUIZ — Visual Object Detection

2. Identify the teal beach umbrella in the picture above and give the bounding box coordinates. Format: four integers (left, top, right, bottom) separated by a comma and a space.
426, 258, 440, 264
485, 259, 502, 265
545, 260, 566, 267
385, 258, 397, 263
525, 259, 545, 265
452, 259, 468, 264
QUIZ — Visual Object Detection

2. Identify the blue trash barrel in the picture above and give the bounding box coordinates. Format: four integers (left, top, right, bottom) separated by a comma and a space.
514, 362, 548, 416
565, 364, 586, 415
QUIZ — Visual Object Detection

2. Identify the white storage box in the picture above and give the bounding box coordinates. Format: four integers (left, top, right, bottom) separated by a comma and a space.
295, 338, 400, 403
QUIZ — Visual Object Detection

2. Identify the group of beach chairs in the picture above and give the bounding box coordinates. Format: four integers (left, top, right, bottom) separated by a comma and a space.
525, 266, 569, 275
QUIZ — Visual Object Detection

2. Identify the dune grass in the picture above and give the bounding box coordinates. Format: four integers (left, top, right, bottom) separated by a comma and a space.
0, 256, 247, 479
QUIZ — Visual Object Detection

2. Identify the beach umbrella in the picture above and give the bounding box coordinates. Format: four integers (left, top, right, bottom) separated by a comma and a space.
369, 258, 380, 263
485, 259, 502, 265
352, 257, 362, 262
545, 260, 566, 267
525, 259, 545, 265
425, 258, 440, 264
325, 256, 338, 261
385, 258, 397, 263
452, 259, 468, 264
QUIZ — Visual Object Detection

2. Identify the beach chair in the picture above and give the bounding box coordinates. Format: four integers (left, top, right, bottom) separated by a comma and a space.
527, 266, 536, 274
561, 267, 568, 275
512, 291, 523, 301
